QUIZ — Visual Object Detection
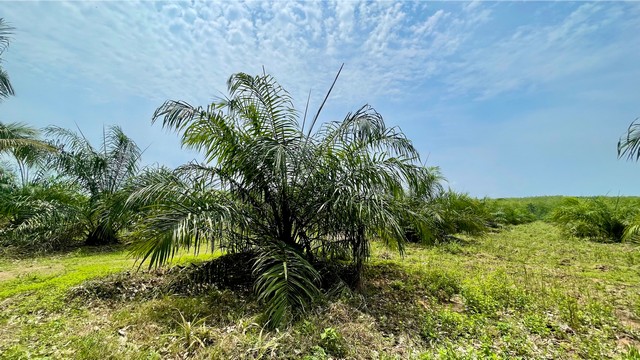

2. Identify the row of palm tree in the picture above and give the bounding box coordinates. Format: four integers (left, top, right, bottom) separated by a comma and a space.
0, 125, 142, 247
1, 23, 454, 326
0, 71, 452, 327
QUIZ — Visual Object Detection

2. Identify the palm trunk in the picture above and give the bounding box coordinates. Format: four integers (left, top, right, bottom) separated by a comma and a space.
352, 225, 366, 290
85, 224, 118, 246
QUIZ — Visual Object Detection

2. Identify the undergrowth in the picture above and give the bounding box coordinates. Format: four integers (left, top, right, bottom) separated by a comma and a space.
1, 221, 640, 359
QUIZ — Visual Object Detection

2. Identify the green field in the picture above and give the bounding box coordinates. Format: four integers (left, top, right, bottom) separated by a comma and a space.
1, 221, 639, 359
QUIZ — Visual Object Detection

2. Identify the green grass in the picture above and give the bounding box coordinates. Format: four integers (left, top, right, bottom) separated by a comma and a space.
1, 222, 640, 359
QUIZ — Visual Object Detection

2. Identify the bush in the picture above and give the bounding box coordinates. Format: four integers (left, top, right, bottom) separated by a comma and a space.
484, 199, 537, 227
319, 327, 347, 357
406, 191, 490, 244
550, 197, 635, 242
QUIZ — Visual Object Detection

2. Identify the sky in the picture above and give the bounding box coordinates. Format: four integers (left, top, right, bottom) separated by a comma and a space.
1, 1, 639, 198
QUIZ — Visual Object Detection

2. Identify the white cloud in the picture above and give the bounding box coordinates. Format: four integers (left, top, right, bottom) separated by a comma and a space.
443, 3, 640, 99
2, 1, 640, 197
1, 1, 491, 107
2, 1, 638, 109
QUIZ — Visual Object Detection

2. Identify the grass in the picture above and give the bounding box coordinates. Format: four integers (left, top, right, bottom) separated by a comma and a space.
1, 222, 640, 359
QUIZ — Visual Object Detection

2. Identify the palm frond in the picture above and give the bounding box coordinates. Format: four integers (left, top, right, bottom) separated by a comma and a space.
0, 67, 14, 100
618, 118, 640, 161
127, 166, 240, 268
0, 122, 53, 153
253, 241, 321, 329
0, 18, 13, 55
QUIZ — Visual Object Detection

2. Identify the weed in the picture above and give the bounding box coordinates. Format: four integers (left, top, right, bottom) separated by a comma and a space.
169, 309, 210, 351
303, 345, 328, 360
422, 268, 462, 302
319, 327, 347, 357
1, 221, 639, 358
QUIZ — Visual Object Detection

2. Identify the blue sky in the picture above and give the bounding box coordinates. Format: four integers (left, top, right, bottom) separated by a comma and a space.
1, 1, 639, 197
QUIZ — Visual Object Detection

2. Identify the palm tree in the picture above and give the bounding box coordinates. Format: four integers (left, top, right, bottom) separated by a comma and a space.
0, 18, 15, 101
0, 176, 87, 250
44, 125, 142, 245
618, 117, 640, 241
129, 71, 440, 327
0, 122, 54, 185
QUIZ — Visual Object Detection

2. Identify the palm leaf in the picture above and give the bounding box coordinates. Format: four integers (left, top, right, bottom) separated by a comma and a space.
253, 241, 321, 329
618, 118, 640, 161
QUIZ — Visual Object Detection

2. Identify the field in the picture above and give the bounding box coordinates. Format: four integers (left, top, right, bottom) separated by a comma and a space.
1, 221, 639, 359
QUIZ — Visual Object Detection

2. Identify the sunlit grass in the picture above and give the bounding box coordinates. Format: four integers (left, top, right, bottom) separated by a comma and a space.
1, 223, 640, 359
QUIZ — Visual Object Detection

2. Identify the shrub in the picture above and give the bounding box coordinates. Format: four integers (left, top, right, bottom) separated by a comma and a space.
406, 191, 490, 244
319, 327, 347, 357
550, 197, 635, 242
484, 199, 537, 227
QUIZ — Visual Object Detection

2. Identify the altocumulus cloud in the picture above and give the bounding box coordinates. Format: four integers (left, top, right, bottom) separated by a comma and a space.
3, 1, 497, 106
2, 1, 640, 197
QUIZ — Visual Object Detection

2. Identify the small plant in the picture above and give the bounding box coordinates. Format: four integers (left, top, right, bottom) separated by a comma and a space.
461, 272, 531, 315
303, 346, 328, 360
523, 313, 552, 336
423, 268, 462, 302
319, 327, 347, 357
170, 309, 209, 352
422, 309, 483, 342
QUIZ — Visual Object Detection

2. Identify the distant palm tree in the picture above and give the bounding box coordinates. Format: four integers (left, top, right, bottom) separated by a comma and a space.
128, 71, 440, 327
0, 122, 54, 185
0, 18, 15, 101
46, 126, 142, 245
1, 126, 142, 249
618, 117, 640, 241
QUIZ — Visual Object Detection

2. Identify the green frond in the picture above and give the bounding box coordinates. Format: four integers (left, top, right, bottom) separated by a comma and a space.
618, 118, 640, 161
0, 18, 13, 55
127, 166, 240, 268
0, 122, 53, 153
253, 242, 321, 329
0, 67, 13, 100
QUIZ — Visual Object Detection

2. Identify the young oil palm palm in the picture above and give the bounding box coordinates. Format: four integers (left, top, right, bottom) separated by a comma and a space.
0, 122, 55, 186
129, 71, 440, 327
0, 176, 87, 249
45, 125, 142, 245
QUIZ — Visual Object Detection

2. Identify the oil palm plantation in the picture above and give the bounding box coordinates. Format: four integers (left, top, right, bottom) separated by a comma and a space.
129, 71, 440, 327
